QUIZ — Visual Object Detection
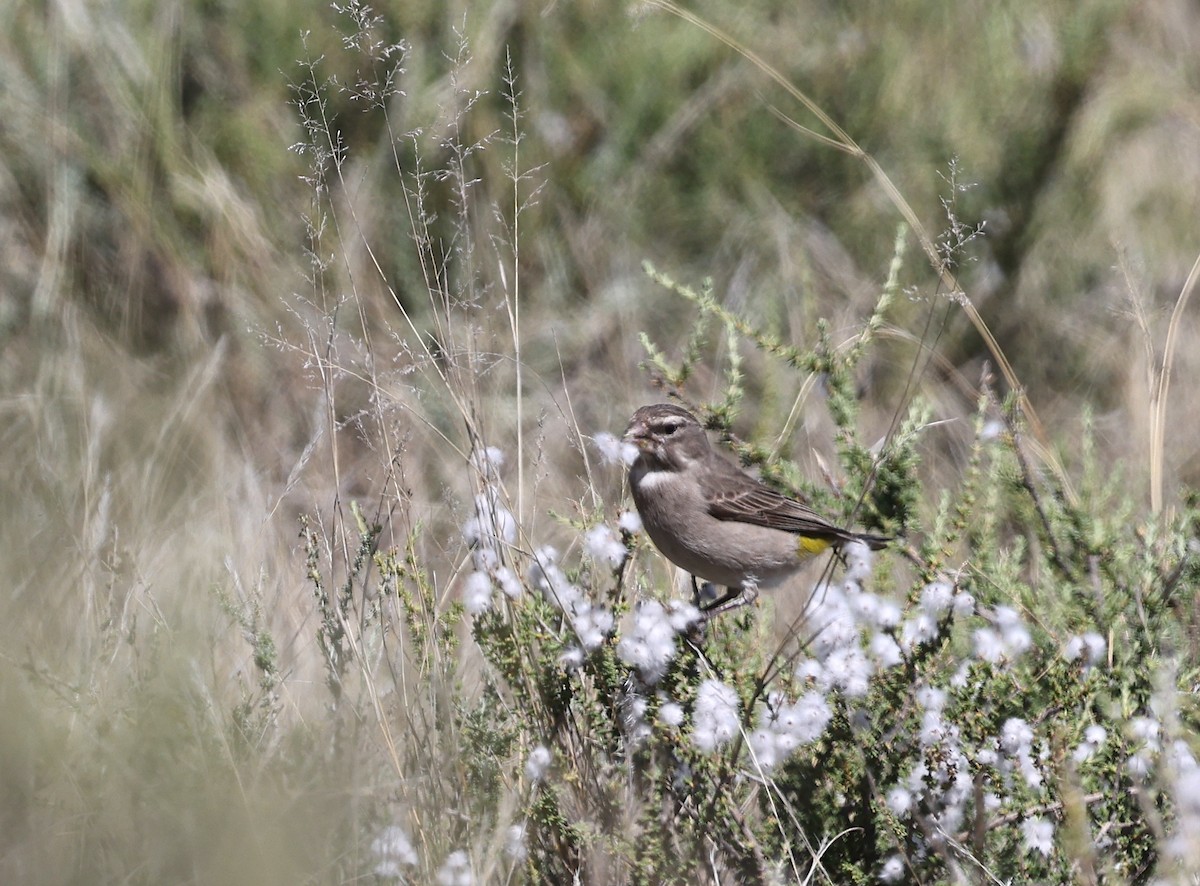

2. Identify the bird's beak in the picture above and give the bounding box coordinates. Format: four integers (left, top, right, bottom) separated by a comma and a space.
623, 419, 650, 450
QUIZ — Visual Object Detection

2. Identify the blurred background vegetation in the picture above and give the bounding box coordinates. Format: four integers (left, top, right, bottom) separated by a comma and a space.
2, 0, 1198, 882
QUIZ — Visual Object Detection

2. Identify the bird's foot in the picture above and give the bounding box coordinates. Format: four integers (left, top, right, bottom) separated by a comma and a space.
699, 583, 758, 616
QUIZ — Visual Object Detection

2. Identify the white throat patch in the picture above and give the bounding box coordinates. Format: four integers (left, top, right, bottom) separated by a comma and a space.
635, 468, 676, 491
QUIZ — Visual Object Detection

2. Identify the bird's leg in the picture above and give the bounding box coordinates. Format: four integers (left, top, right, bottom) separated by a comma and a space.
692, 578, 728, 609
702, 582, 762, 616
700, 584, 751, 615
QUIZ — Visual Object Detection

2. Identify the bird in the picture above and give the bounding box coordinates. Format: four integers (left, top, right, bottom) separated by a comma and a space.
624, 403, 889, 613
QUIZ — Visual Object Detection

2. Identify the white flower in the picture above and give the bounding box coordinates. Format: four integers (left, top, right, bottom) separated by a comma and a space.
1081, 632, 1106, 665
619, 692, 652, 747
371, 825, 418, 879
950, 660, 972, 688
525, 745, 552, 782
900, 613, 939, 649
825, 646, 872, 697
617, 600, 683, 683
973, 627, 1006, 663
558, 646, 584, 670
920, 580, 954, 615
1130, 716, 1161, 750
994, 605, 1022, 628
505, 823, 527, 861
617, 509, 643, 533
1126, 752, 1153, 779
775, 690, 833, 745
919, 710, 946, 747
527, 546, 562, 589
773, 730, 801, 756
470, 445, 505, 478
873, 598, 903, 629
666, 600, 702, 632
594, 431, 639, 466
659, 701, 684, 727
625, 694, 648, 723
1175, 766, 1200, 816
1073, 723, 1108, 762
373, 860, 404, 881
904, 762, 928, 792
462, 571, 494, 615
933, 802, 966, 840
806, 584, 859, 658
980, 419, 1005, 441
435, 850, 474, 886
1066, 632, 1106, 667
952, 591, 975, 615
748, 728, 779, 771
879, 855, 905, 883
493, 565, 523, 599
851, 591, 881, 622
462, 489, 517, 551
841, 540, 874, 583
617, 636, 652, 674
529, 545, 613, 650
1022, 816, 1054, 857
1171, 739, 1198, 774
886, 786, 913, 817
870, 632, 903, 668
1000, 718, 1034, 755
692, 679, 740, 752
1002, 621, 1032, 656
528, 547, 581, 610
473, 545, 500, 572
915, 685, 947, 711
1018, 750, 1043, 787
795, 658, 827, 687
995, 606, 1032, 656
572, 602, 614, 651
584, 523, 627, 568
947, 769, 973, 806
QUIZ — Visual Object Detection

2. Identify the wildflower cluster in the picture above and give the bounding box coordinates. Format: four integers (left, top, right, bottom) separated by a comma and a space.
972, 604, 1032, 663
435, 850, 474, 886
616, 599, 703, 683
691, 679, 741, 753
369, 825, 418, 880
436, 403, 1197, 885
747, 689, 833, 770
460, 445, 629, 668
461, 447, 523, 615
795, 542, 908, 696
528, 545, 616, 667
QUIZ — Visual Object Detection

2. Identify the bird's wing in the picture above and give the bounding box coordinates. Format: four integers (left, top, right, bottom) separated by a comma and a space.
702, 459, 850, 539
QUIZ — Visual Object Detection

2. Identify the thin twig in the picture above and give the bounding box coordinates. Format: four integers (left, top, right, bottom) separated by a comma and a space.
1150, 249, 1200, 513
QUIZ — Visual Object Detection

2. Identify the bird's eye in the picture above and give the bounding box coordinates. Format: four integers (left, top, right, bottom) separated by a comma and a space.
661, 423, 678, 436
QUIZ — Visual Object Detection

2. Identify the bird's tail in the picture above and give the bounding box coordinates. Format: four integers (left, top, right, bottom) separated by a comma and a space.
849, 531, 892, 551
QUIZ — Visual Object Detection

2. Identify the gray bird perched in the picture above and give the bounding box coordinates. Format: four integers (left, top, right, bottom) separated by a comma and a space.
625, 403, 889, 612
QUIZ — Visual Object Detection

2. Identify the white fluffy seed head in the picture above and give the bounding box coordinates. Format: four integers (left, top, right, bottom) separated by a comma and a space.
525, 745, 552, 782
691, 679, 740, 753
594, 431, 639, 466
